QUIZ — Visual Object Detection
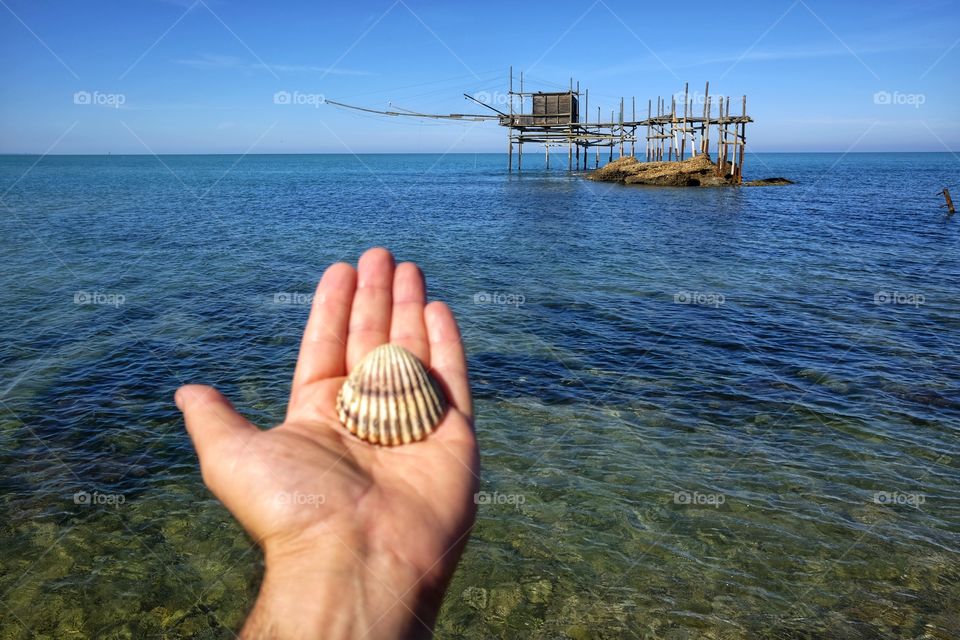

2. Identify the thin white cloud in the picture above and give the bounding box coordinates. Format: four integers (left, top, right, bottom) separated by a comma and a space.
174, 53, 373, 76
250, 63, 373, 76
174, 53, 244, 70
593, 41, 942, 77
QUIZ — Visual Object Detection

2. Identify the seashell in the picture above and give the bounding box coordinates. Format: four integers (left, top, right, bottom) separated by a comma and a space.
337, 343, 448, 445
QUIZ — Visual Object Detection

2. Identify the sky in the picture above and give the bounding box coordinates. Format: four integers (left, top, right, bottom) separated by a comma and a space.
0, 0, 958, 154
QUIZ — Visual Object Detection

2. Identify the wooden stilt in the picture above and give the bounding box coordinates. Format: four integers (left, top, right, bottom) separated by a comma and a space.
508, 66, 513, 172
681, 82, 688, 160
519, 71, 524, 172
583, 88, 589, 170
737, 95, 746, 183
610, 110, 614, 162
669, 96, 675, 161
702, 81, 710, 155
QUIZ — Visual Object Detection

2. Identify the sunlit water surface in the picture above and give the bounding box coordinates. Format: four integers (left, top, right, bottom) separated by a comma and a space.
1, 153, 958, 639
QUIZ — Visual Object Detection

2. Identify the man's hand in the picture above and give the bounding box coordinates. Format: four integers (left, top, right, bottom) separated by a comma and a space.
175, 248, 479, 639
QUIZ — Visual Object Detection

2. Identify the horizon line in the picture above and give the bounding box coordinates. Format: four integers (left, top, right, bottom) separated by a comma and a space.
0, 150, 956, 157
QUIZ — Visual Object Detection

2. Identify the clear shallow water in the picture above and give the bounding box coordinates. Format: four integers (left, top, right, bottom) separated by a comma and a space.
0, 152, 958, 639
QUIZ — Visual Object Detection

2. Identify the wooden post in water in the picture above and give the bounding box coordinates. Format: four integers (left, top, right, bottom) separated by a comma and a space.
518, 71, 524, 172
943, 188, 956, 214
583, 88, 589, 170
508, 66, 513, 172
715, 96, 725, 176
737, 95, 747, 184
722, 96, 731, 176
631, 96, 636, 157
567, 78, 573, 170
575, 81, 580, 170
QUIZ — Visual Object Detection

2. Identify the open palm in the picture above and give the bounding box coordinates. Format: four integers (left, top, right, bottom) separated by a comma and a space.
176, 248, 479, 637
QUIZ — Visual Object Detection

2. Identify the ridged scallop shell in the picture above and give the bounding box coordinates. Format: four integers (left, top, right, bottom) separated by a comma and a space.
336, 344, 448, 445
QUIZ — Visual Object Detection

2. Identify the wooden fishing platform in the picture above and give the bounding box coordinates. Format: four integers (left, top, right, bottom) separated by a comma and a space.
495, 68, 753, 182
326, 67, 754, 183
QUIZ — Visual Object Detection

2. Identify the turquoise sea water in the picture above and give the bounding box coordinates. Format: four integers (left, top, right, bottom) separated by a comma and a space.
1, 152, 958, 639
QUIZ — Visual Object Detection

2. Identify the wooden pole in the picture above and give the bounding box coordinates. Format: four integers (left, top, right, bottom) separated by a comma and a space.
646, 99, 652, 162
583, 88, 589, 170
725, 96, 731, 174
724, 96, 731, 175
575, 81, 580, 170
704, 95, 711, 158
667, 95, 679, 162
508, 66, 513, 172
701, 81, 709, 155
545, 144, 549, 169
943, 188, 956, 214
619, 97, 625, 158
715, 96, 724, 176
609, 110, 614, 162
519, 71, 524, 172
737, 95, 747, 183
568, 78, 573, 170
730, 99, 739, 180
596, 106, 600, 167
631, 96, 636, 157
681, 82, 688, 160
658, 97, 664, 161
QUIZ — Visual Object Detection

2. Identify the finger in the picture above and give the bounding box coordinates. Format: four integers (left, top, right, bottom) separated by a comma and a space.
176, 385, 257, 483
389, 262, 430, 363
424, 301, 472, 421
291, 262, 357, 393
346, 247, 394, 369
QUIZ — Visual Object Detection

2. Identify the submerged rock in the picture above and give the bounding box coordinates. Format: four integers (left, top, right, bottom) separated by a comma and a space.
743, 177, 794, 186
586, 155, 792, 187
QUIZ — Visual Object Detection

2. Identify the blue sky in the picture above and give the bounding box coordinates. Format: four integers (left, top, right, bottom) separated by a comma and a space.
1, 0, 957, 153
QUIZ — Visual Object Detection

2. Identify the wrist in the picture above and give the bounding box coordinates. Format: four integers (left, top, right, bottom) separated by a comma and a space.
241, 533, 444, 639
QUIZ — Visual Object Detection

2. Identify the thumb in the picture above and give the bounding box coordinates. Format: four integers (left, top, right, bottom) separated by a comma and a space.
176, 384, 257, 474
